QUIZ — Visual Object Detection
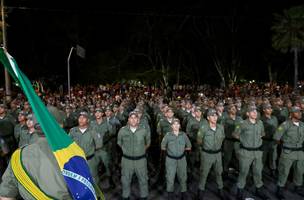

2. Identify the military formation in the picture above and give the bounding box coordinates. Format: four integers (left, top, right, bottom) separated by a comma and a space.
0, 83, 304, 200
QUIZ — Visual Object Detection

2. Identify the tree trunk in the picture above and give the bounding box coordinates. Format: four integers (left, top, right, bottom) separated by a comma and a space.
293, 47, 299, 90
267, 64, 273, 82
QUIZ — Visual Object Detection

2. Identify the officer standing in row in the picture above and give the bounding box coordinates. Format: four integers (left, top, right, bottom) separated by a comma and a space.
161, 118, 191, 200
13, 111, 28, 145
223, 104, 243, 175
233, 105, 269, 200
17, 114, 40, 147
197, 108, 226, 200
69, 111, 99, 187
90, 108, 115, 189
274, 106, 304, 199
186, 106, 207, 171
117, 111, 151, 200
260, 103, 278, 176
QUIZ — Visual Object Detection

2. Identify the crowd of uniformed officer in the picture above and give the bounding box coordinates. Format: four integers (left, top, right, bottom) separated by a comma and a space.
0, 84, 304, 200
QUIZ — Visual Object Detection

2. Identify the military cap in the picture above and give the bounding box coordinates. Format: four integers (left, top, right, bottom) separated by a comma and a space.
247, 105, 257, 112
207, 108, 217, 116
0, 103, 7, 109
19, 110, 28, 116
27, 114, 40, 128
172, 118, 180, 124
166, 107, 174, 112
194, 106, 203, 112
216, 101, 224, 107
79, 111, 89, 117
104, 105, 113, 112
95, 108, 104, 113
128, 111, 138, 118
262, 103, 272, 110
134, 108, 143, 114
227, 104, 236, 110
290, 106, 301, 113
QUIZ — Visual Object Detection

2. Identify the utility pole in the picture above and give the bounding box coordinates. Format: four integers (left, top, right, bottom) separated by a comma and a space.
1, 0, 11, 102
67, 47, 74, 98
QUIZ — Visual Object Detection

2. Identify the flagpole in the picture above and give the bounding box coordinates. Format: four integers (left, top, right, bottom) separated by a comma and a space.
1, 0, 11, 102
67, 47, 74, 98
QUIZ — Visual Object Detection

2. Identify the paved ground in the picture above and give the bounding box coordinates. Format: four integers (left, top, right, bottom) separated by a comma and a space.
100, 164, 304, 200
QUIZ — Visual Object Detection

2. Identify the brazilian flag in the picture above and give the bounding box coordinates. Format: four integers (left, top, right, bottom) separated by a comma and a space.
0, 48, 104, 200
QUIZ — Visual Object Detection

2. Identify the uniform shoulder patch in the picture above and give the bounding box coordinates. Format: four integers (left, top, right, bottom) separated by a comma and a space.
277, 126, 283, 131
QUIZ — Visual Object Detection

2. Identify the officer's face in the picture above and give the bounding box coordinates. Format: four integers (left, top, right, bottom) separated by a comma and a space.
78, 115, 89, 127
18, 114, 26, 122
26, 119, 34, 128
166, 110, 174, 118
229, 106, 237, 115
292, 111, 302, 120
207, 114, 218, 124
128, 115, 139, 127
286, 101, 292, 108
113, 107, 119, 112
171, 121, 180, 132
24, 102, 30, 109
0, 107, 5, 114
247, 110, 257, 120
186, 103, 192, 110
94, 111, 103, 119
194, 110, 202, 118
105, 110, 112, 117
263, 108, 272, 115
216, 106, 224, 113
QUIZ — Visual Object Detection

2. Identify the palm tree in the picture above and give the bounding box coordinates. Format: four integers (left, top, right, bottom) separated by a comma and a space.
271, 5, 304, 89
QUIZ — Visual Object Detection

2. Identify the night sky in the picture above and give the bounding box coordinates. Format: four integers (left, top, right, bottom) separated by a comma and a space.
1, 0, 304, 88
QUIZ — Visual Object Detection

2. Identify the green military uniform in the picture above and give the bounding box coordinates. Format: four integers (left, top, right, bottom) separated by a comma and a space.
216, 112, 226, 125
223, 115, 243, 172
139, 116, 151, 135
0, 137, 72, 199
161, 131, 191, 193
90, 119, 113, 177
0, 113, 17, 152
186, 115, 207, 169
63, 111, 78, 132
157, 118, 173, 139
233, 117, 265, 192
18, 129, 39, 147
273, 106, 287, 125
117, 124, 151, 199
261, 114, 278, 172
197, 121, 225, 192
14, 123, 27, 144
69, 125, 99, 185
156, 117, 173, 185
274, 118, 304, 189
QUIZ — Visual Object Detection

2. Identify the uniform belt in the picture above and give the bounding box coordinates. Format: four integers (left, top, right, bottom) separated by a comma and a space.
240, 144, 262, 151
225, 137, 239, 142
262, 138, 273, 141
86, 154, 95, 160
122, 154, 146, 160
166, 152, 185, 160
201, 147, 222, 154
282, 146, 303, 151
